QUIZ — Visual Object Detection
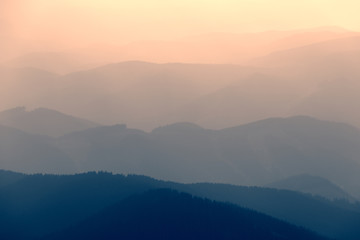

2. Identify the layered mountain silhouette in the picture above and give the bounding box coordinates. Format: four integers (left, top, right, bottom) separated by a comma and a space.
0, 107, 99, 137
2, 23, 360, 240
50, 61, 255, 128
1, 112, 360, 199
1, 171, 358, 240
2, 28, 360, 130
2, 49, 360, 130
248, 36, 360, 128
55, 116, 360, 199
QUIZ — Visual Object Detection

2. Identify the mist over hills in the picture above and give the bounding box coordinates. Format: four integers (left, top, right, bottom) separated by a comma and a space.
170, 73, 301, 128
51, 61, 256, 128
1, 60, 359, 131
0, 62, 256, 129
0, 67, 60, 113
2, 28, 360, 130
248, 36, 360, 128
3, 27, 358, 74
1, 26, 360, 239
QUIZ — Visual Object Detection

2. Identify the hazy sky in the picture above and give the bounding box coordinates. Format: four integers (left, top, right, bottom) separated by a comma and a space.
1, 0, 360, 52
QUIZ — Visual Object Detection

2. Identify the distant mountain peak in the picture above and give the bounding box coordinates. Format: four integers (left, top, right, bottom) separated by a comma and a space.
222, 115, 358, 132
1, 106, 27, 114
0, 106, 100, 137
152, 122, 206, 134
1, 107, 64, 116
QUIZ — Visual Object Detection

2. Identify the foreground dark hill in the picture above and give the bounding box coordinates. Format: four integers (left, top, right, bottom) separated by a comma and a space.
0, 107, 99, 137
0, 171, 359, 240
46, 189, 327, 240
183, 183, 360, 240
55, 116, 360, 199
267, 174, 355, 202
0, 170, 25, 188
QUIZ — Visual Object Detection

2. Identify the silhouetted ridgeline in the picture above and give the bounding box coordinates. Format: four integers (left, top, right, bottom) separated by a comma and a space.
1, 170, 359, 239
0, 107, 100, 137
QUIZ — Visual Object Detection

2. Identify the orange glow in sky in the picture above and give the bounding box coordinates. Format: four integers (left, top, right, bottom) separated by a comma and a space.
2, 0, 360, 43
0, 0, 359, 62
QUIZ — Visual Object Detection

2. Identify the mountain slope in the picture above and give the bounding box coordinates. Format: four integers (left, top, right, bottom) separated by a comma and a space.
292, 76, 360, 129
170, 73, 301, 128
0, 124, 75, 173
0, 170, 25, 188
46, 189, 328, 240
180, 183, 360, 240
267, 174, 355, 201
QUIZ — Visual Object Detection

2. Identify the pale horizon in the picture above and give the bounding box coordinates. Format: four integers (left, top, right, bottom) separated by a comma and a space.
2, 0, 360, 60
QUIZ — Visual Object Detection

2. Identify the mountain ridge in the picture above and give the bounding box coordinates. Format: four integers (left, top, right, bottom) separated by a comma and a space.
0, 107, 100, 137
267, 174, 356, 202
